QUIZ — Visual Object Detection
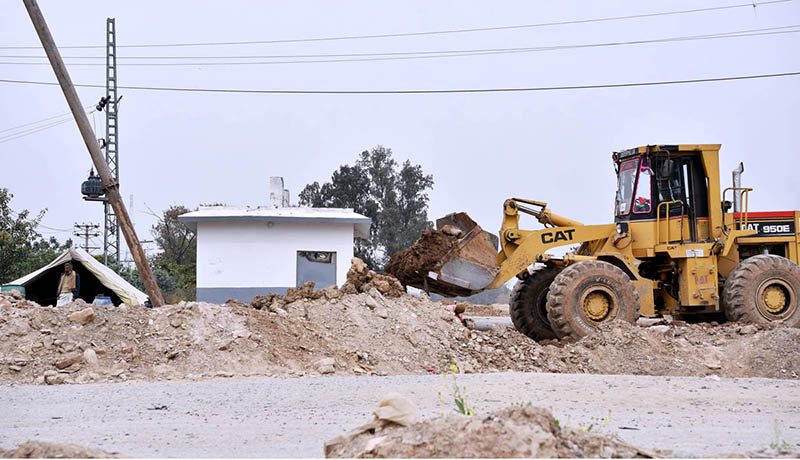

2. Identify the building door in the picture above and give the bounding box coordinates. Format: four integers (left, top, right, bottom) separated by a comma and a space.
296, 251, 337, 288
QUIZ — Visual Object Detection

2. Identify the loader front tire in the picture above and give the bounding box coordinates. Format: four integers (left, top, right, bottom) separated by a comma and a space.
722, 254, 800, 327
510, 267, 561, 341
546, 260, 639, 340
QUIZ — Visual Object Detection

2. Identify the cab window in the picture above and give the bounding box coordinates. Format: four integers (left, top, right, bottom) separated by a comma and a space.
615, 158, 638, 216
633, 158, 652, 214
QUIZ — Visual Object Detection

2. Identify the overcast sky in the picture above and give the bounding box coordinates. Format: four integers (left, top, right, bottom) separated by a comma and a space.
1, 0, 798, 261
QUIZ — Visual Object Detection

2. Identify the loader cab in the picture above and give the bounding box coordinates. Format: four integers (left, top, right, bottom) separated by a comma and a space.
613, 146, 711, 242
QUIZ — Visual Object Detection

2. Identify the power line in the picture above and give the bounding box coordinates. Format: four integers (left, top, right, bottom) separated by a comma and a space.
0, 0, 791, 50
2, 25, 797, 61
0, 26, 797, 67
0, 108, 96, 144
0, 104, 92, 134
0, 71, 797, 95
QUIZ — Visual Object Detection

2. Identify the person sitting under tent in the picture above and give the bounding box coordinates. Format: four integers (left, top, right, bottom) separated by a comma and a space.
56, 262, 80, 307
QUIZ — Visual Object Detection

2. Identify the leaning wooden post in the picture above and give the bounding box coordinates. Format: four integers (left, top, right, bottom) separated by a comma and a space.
23, 0, 165, 307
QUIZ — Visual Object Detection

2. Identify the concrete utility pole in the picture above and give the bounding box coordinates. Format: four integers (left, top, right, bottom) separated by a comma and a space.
73, 222, 100, 253
23, 0, 165, 307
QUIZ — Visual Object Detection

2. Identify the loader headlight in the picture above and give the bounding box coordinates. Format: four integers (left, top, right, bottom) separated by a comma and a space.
616, 223, 628, 234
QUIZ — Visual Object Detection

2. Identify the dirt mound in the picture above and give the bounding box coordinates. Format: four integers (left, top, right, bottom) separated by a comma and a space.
325, 405, 658, 458
2, 288, 798, 385
343, 258, 405, 297
0, 441, 123, 458
385, 230, 458, 287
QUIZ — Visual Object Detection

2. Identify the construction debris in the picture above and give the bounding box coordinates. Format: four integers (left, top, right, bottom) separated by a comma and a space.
0, 441, 123, 458
325, 404, 659, 458
1, 287, 798, 385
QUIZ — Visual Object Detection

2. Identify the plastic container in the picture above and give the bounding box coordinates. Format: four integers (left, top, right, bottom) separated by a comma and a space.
1, 285, 25, 297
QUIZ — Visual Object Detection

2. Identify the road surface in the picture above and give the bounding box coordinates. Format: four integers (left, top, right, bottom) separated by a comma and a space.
2, 372, 799, 457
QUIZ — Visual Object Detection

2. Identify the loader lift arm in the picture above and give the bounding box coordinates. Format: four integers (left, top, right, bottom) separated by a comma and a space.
484, 199, 618, 290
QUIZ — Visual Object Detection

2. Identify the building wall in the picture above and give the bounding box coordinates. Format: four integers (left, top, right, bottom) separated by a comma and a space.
196, 220, 355, 302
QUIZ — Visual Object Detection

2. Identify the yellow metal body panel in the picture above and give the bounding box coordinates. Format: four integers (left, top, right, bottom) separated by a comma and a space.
678, 256, 719, 309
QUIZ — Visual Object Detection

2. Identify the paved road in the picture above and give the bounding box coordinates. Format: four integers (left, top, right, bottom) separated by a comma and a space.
2, 373, 799, 458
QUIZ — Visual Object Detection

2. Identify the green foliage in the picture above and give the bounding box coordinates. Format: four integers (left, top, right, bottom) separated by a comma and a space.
438, 362, 476, 416
152, 205, 196, 266
148, 205, 197, 303
0, 188, 71, 284
769, 418, 791, 453
299, 145, 434, 271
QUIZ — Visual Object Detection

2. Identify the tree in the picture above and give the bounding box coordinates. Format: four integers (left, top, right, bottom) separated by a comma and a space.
152, 205, 196, 266
149, 205, 197, 303
299, 146, 434, 271
0, 188, 72, 284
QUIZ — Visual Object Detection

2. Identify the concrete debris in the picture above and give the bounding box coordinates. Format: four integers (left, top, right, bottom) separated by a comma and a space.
325, 405, 660, 458
68, 307, 95, 325
1, 289, 798, 385
316, 357, 336, 375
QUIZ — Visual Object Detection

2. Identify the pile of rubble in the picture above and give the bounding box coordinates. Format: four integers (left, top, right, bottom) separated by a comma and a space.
325, 398, 658, 458
0, 441, 123, 458
1, 257, 798, 385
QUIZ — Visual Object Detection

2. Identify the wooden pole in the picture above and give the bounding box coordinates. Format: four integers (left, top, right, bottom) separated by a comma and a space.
23, 0, 165, 307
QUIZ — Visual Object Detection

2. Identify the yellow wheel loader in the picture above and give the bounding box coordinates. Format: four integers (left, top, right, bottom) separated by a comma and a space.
421, 144, 800, 340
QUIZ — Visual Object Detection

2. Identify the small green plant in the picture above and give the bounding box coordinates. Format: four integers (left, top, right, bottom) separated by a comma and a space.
438, 362, 475, 415
578, 410, 612, 433
769, 418, 791, 453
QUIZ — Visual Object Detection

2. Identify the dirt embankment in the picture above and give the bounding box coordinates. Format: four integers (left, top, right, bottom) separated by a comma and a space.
325, 404, 659, 458
1, 259, 798, 385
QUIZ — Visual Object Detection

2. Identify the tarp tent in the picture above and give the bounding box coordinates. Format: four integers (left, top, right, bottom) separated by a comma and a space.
5, 248, 147, 306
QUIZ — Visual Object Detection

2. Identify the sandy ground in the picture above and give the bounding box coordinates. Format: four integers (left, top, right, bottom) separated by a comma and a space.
2, 372, 798, 458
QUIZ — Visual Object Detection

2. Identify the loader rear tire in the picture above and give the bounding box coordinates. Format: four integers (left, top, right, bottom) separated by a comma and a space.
546, 260, 639, 340
510, 267, 561, 341
722, 254, 800, 327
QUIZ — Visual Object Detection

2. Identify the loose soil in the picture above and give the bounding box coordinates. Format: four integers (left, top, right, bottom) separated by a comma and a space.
325, 405, 660, 458
384, 230, 459, 288
0, 441, 123, 458
1, 279, 798, 385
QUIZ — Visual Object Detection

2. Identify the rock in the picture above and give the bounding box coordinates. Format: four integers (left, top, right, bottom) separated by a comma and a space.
285, 281, 316, 303
83, 348, 99, 367
8, 365, 22, 372
440, 224, 464, 237
166, 350, 179, 360
320, 285, 342, 300
44, 370, 66, 385
68, 307, 95, 325
215, 371, 234, 378
316, 357, 336, 374
7, 289, 22, 299
219, 338, 235, 351
649, 325, 670, 333
738, 324, 758, 335
374, 307, 389, 319
251, 294, 276, 310
705, 359, 722, 370
274, 307, 288, 317
364, 296, 381, 310
55, 353, 83, 369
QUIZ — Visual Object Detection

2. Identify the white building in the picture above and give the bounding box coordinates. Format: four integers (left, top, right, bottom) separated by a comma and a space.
178, 178, 370, 303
